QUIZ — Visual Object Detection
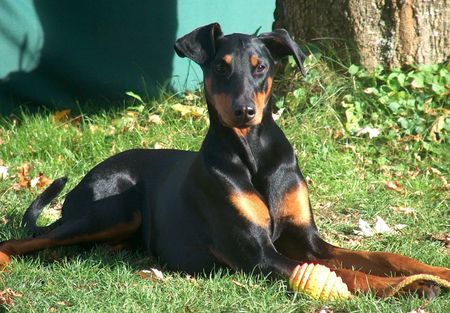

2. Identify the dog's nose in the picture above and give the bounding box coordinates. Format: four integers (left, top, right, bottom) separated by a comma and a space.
234, 105, 255, 123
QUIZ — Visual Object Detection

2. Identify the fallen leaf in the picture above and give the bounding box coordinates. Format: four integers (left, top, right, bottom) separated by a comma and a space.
184, 92, 199, 102
332, 130, 344, 140
398, 134, 422, 143
355, 216, 404, 237
429, 115, 447, 143
355, 218, 374, 237
394, 224, 407, 230
71, 115, 82, 127
154, 143, 166, 149
137, 268, 165, 282
30, 173, 52, 189
385, 181, 404, 193
171, 103, 206, 118
53, 109, 71, 123
185, 274, 197, 284
14, 163, 31, 189
408, 307, 429, 313
148, 114, 163, 125
0, 288, 22, 307
374, 216, 392, 234
428, 167, 442, 177
355, 126, 381, 138
406, 168, 421, 179
0, 165, 8, 180
428, 233, 450, 249
272, 108, 284, 121
391, 206, 417, 219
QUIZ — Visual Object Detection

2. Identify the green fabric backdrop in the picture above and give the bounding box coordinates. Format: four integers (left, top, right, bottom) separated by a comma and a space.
0, 0, 275, 114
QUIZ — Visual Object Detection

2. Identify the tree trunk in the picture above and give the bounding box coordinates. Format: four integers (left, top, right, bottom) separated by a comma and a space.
274, 0, 450, 70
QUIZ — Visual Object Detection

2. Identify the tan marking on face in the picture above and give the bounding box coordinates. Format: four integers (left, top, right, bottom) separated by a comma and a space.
230, 192, 270, 228
253, 76, 273, 124
204, 76, 235, 126
250, 55, 259, 67
223, 54, 232, 64
278, 181, 312, 227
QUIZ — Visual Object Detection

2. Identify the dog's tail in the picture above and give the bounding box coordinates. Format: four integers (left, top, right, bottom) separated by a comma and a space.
21, 177, 68, 235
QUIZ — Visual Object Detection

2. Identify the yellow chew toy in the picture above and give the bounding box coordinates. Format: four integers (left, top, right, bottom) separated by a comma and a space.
289, 263, 351, 300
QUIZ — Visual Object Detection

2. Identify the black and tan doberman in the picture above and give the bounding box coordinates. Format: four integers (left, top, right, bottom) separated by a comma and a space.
1, 23, 449, 298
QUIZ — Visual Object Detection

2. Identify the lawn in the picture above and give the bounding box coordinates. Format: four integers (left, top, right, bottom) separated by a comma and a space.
0, 56, 449, 312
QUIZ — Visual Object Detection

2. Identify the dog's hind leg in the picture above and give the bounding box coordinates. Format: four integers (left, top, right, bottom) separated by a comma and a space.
0, 209, 141, 270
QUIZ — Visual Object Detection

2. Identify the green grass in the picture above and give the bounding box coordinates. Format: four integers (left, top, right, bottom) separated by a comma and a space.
0, 60, 449, 312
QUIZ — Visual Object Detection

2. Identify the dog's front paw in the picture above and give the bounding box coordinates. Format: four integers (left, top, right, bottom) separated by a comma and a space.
398, 280, 441, 299
385, 274, 450, 298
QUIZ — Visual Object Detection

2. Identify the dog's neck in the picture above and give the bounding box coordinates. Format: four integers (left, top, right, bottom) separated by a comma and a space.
202, 103, 280, 176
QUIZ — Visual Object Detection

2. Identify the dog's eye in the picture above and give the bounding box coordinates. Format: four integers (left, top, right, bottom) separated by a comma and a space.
256, 63, 266, 73
214, 62, 227, 74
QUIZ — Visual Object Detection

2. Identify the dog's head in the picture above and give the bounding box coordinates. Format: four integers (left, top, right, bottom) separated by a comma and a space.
175, 23, 306, 130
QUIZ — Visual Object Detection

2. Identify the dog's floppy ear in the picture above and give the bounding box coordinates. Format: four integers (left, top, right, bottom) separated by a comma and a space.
258, 29, 307, 76
174, 23, 223, 66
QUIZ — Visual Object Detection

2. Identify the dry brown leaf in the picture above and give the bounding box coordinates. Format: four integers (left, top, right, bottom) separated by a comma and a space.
53, 109, 71, 123
428, 167, 443, 177
428, 233, 450, 249
384, 180, 404, 193
398, 134, 422, 143
13, 163, 31, 189
0, 288, 22, 307
429, 115, 447, 143
137, 268, 165, 282
71, 115, 82, 127
30, 173, 53, 189
406, 168, 421, 179
332, 130, 344, 140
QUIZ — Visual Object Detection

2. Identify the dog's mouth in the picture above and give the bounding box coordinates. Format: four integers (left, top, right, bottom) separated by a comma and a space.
219, 116, 259, 129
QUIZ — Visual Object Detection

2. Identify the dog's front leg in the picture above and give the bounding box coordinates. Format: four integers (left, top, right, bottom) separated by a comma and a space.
272, 180, 450, 297
208, 189, 299, 278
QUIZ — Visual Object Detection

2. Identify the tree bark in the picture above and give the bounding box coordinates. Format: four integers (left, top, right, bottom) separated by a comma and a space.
274, 0, 450, 70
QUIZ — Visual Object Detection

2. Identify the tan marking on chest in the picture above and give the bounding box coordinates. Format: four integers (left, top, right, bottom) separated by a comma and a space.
278, 181, 312, 227
230, 192, 270, 228
232, 128, 251, 137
